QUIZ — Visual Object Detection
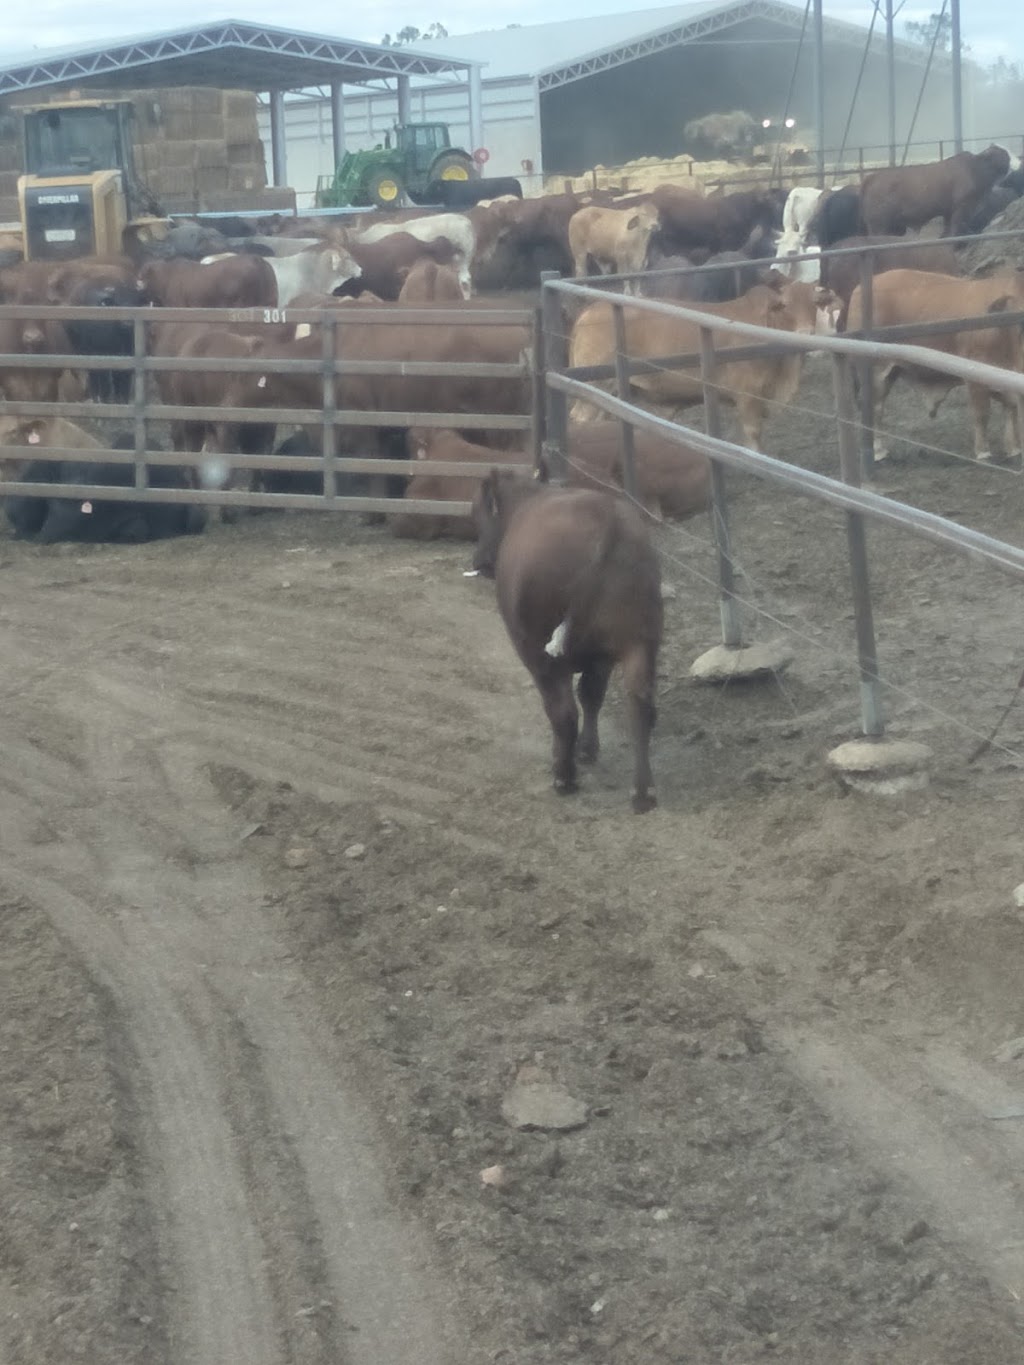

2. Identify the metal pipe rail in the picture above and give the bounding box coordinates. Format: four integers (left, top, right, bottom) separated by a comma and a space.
548, 372, 1024, 582
540, 270, 1024, 747
551, 278, 1024, 400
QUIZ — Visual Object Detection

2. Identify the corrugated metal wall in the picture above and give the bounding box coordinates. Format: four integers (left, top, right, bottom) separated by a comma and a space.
259, 78, 542, 207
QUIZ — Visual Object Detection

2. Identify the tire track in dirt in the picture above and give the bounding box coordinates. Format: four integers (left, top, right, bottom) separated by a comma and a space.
0, 661, 470, 1364
694, 923, 1024, 1303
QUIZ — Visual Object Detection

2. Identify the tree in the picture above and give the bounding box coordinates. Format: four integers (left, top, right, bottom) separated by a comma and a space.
903, 11, 954, 52
381, 21, 448, 46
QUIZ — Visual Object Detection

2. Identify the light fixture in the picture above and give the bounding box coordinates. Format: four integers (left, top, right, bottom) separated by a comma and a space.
762, 118, 772, 129
785, 117, 796, 129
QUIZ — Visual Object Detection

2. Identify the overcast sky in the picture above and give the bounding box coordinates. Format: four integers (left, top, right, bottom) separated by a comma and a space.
3, 0, 1022, 69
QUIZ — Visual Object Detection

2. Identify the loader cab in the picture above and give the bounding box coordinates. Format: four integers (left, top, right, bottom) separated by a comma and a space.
19, 100, 140, 261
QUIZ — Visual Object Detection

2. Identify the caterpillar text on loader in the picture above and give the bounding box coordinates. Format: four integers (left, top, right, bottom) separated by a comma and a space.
18, 99, 164, 261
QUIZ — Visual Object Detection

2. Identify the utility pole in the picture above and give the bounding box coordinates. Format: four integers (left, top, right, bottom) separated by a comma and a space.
885, 0, 896, 164
950, 0, 963, 151
813, 0, 825, 186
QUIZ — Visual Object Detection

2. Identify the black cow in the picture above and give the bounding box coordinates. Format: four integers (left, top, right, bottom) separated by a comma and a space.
806, 185, 863, 247
4, 443, 206, 543
59, 276, 148, 403
258, 430, 371, 498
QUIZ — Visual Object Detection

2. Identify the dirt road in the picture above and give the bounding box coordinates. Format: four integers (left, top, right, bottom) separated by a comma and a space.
4, 366, 1024, 1361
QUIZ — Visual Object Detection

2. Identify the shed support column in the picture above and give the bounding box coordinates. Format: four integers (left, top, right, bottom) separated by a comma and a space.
468, 65, 484, 154
330, 82, 346, 167
397, 75, 412, 126
270, 89, 287, 187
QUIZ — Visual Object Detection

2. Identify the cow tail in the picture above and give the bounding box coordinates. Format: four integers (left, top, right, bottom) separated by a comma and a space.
559, 511, 622, 646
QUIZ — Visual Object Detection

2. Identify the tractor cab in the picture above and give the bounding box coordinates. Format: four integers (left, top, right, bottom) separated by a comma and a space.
394, 123, 452, 178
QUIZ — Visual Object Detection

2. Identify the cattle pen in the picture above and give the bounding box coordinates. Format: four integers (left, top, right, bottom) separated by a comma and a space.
536, 251, 1024, 759
0, 300, 539, 520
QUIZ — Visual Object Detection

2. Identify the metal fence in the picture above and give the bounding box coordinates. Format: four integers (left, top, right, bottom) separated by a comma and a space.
0, 300, 539, 518
537, 257, 1024, 743
563, 131, 1024, 198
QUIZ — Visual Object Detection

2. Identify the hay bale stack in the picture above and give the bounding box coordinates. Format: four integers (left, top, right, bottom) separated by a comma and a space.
959, 197, 1024, 276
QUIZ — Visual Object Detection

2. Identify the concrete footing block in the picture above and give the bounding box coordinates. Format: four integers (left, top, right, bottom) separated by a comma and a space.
827, 738, 933, 795
690, 640, 794, 684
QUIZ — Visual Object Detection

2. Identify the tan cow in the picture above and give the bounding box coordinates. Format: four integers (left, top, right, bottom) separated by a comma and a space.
0, 415, 102, 482
846, 268, 1024, 462
391, 428, 531, 539
568, 203, 661, 289
568, 281, 840, 450
397, 258, 466, 303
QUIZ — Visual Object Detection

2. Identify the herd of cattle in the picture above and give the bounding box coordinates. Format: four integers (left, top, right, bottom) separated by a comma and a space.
1, 142, 1024, 805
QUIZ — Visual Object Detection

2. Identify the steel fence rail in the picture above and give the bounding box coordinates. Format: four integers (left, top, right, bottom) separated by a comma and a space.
547, 371, 1024, 581
549, 278, 1024, 399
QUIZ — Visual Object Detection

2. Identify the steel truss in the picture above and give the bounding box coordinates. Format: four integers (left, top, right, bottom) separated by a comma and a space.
538, 0, 939, 90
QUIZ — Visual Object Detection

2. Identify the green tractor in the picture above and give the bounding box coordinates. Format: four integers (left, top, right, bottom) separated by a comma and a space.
315, 122, 477, 210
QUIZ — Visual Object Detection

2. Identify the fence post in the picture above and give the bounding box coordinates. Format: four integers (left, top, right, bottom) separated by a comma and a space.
132, 315, 148, 491
856, 250, 876, 478
321, 311, 338, 502
698, 324, 743, 650
611, 303, 638, 501
530, 303, 547, 475
540, 270, 568, 484
833, 353, 884, 738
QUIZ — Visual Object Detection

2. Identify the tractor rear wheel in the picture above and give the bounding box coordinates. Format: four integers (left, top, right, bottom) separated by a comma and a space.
431, 152, 476, 183
367, 169, 403, 209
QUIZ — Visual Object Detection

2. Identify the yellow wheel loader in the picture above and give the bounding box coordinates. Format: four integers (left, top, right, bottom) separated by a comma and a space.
18, 99, 166, 261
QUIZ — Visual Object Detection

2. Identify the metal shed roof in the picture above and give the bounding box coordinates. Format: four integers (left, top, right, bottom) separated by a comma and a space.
0, 18, 481, 98
427, 0, 940, 88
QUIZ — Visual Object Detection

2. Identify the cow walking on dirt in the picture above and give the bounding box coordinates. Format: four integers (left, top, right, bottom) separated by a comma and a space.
472, 471, 663, 813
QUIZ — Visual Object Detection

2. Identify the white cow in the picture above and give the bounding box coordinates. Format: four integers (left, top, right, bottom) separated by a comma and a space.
355, 213, 476, 296
782, 186, 825, 238
201, 244, 363, 306
774, 233, 821, 281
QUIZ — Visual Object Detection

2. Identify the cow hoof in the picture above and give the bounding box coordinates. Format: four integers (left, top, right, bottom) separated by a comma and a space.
631, 790, 658, 815
553, 777, 579, 796
976, 450, 994, 463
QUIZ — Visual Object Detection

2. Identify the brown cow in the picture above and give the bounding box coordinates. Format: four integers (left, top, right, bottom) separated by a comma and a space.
390, 428, 531, 539
846, 268, 1024, 462
860, 145, 1017, 237
397, 259, 466, 302
470, 193, 581, 289
152, 325, 277, 484
821, 234, 963, 321
568, 281, 840, 449
141, 254, 276, 309
633, 185, 782, 256
560, 422, 712, 520
202, 302, 533, 462
392, 421, 711, 539
338, 230, 461, 299
0, 315, 73, 404
471, 471, 663, 812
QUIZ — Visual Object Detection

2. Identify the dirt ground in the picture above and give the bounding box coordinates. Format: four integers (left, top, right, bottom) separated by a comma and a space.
4, 356, 1024, 1364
